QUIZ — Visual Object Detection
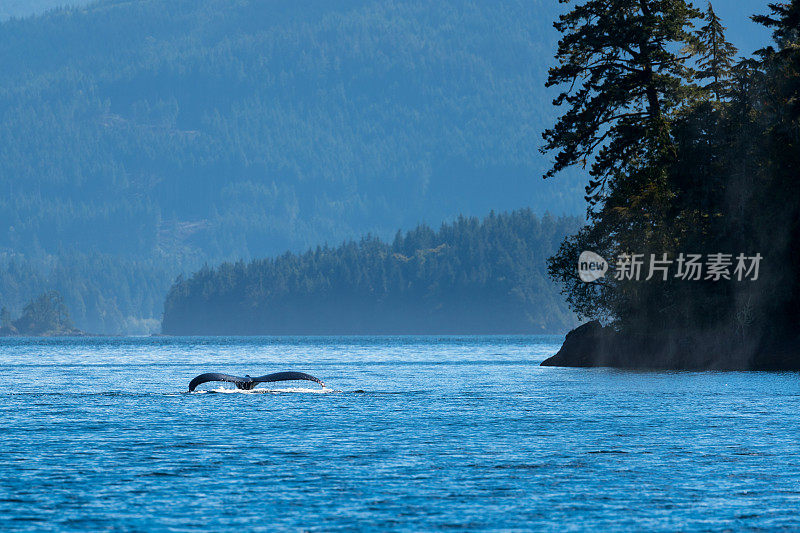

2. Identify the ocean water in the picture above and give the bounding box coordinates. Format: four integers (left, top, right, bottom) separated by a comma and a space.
1, 336, 799, 531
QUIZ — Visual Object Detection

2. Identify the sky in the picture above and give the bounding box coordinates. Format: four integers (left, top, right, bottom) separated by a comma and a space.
711, 0, 774, 55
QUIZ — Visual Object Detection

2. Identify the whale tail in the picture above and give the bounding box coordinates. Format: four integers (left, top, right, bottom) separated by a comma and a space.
189, 371, 324, 391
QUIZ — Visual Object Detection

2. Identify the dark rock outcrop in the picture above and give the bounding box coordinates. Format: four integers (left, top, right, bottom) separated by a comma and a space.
541, 321, 617, 367
542, 320, 800, 370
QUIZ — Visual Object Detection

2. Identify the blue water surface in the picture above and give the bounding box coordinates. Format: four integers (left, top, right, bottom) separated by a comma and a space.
1, 335, 799, 531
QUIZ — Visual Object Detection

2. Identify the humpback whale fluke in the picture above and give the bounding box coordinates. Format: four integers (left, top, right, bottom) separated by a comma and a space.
188, 371, 325, 391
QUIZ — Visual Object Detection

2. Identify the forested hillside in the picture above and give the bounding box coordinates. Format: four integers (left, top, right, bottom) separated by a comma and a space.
0, 0, 584, 332
163, 210, 580, 335
0, 0, 583, 259
0, 0, 770, 333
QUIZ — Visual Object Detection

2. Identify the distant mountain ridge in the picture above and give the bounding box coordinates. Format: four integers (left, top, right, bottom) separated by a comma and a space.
0, 0, 584, 263
0, 0, 773, 333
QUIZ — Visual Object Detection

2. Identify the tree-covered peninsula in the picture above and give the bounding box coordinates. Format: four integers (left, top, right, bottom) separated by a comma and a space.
162, 210, 580, 335
541, 1, 800, 369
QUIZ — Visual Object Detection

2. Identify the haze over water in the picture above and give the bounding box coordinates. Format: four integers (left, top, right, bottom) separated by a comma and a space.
2, 336, 799, 530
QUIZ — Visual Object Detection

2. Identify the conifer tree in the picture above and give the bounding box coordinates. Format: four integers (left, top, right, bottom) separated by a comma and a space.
691, 3, 739, 100
543, 0, 702, 327
542, 0, 701, 199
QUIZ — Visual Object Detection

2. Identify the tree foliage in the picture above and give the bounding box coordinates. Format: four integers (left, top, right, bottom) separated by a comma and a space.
691, 3, 739, 99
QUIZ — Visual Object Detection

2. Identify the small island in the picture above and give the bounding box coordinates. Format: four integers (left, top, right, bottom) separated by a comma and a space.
0, 291, 87, 337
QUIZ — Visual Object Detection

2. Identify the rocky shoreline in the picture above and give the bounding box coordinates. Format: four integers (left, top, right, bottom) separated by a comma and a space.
542, 321, 800, 371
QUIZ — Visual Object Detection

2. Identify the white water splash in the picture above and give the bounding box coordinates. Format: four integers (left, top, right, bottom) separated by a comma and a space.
193, 386, 339, 394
